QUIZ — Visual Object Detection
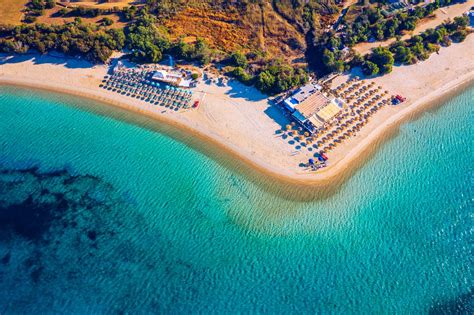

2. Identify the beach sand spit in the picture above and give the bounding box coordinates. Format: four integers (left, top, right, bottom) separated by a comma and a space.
0, 36, 473, 194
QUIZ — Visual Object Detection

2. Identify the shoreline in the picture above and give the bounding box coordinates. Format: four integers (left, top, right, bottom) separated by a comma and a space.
1, 74, 471, 197
0, 39, 473, 197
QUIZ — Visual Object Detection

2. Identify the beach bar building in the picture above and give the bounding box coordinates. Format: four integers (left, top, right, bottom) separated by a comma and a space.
152, 70, 183, 87
282, 83, 344, 133
151, 70, 195, 88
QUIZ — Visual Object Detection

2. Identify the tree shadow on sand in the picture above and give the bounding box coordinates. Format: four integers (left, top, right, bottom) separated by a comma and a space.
263, 102, 292, 131
224, 79, 268, 102
0, 52, 93, 69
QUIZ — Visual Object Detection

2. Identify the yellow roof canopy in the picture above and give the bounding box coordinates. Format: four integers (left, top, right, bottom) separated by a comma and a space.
316, 102, 342, 122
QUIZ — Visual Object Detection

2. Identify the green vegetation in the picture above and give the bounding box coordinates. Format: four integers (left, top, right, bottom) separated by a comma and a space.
366, 47, 394, 74
360, 15, 469, 76
228, 53, 308, 94
255, 61, 308, 94
101, 17, 114, 27
171, 38, 213, 65
125, 13, 169, 63
363, 61, 379, 76
343, 0, 458, 46
231, 67, 254, 86
23, 0, 55, 23
314, 0, 464, 75
229, 51, 248, 68
0, 0, 471, 94
54, 5, 121, 18
0, 21, 125, 63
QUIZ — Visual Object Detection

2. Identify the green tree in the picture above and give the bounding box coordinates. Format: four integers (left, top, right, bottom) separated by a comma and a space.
451, 30, 467, 42
231, 67, 254, 85
230, 51, 248, 68
322, 48, 335, 67
350, 52, 364, 67
392, 45, 411, 63
369, 47, 394, 74
194, 38, 211, 65
101, 17, 114, 26
125, 13, 170, 63
255, 71, 275, 93
45, 0, 56, 9
363, 61, 379, 76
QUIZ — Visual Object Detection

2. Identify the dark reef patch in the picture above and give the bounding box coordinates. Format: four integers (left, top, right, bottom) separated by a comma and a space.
0, 162, 137, 287
1, 195, 61, 240
429, 289, 474, 315
1, 252, 11, 265
87, 230, 97, 241
0, 165, 119, 242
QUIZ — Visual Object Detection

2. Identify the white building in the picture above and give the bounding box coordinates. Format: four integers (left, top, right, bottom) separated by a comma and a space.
282, 83, 345, 133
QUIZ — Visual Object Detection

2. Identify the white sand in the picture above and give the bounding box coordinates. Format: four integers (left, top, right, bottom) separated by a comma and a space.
0, 35, 473, 186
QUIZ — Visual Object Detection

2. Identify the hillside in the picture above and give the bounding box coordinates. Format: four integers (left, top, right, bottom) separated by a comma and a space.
1, 0, 339, 63
151, 0, 340, 63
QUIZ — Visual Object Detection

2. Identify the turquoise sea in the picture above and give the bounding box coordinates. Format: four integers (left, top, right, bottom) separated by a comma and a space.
0, 85, 472, 314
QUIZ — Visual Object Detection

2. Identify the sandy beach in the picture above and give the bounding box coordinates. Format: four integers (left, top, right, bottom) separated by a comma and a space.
0, 35, 473, 188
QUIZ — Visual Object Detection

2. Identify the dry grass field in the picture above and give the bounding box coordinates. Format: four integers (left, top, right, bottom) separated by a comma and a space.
164, 2, 306, 61
0, 0, 29, 25
0, 0, 324, 64
36, 6, 126, 28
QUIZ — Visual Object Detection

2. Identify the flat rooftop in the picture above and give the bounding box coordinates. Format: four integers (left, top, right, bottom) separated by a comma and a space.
315, 101, 342, 122
294, 92, 331, 119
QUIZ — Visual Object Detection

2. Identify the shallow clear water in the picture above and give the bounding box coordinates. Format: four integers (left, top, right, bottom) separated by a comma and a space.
0, 86, 472, 314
